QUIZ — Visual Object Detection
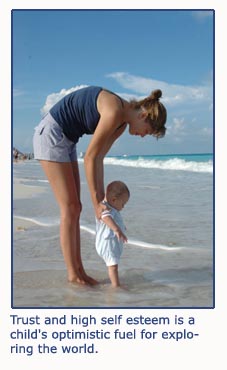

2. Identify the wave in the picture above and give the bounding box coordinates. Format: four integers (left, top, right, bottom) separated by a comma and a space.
100, 157, 213, 173
15, 156, 212, 173
37, 179, 49, 183
14, 215, 183, 251
80, 224, 184, 251
15, 178, 49, 183
14, 215, 59, 227
127, 239, 184, 251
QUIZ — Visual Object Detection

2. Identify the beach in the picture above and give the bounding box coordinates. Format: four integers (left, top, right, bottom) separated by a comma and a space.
13, 154, 213, 308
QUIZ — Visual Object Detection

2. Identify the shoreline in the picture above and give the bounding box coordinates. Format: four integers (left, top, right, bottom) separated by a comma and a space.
13, 178, 47, 200
13, 178, 49, 232
13, 217, 36, 233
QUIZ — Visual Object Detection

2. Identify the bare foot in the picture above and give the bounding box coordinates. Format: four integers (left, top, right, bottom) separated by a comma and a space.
78, 267, 99, 285
68, 272, 99, 286
110, 284, 129, 291
84, 275, 99, 286
68, 275, 87, 285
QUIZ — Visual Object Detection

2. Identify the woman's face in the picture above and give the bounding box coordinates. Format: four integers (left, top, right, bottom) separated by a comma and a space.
129, 113, 153, 137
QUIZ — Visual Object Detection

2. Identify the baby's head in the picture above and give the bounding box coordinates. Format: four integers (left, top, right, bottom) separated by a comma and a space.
105, 181, 130, 211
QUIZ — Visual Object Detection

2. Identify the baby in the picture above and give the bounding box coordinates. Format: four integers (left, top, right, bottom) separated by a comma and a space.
95, 181, 130, 287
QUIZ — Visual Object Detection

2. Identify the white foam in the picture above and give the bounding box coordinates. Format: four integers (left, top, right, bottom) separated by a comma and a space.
100, 157, 213, 173
14, 215, 59, 227
16, 178, 48, 183
126, 239, 184, 251
80, 225, 96, 235
14, 215, 183, 251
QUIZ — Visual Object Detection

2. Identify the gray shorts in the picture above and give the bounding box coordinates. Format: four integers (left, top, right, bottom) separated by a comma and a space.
33, 113, 77, 162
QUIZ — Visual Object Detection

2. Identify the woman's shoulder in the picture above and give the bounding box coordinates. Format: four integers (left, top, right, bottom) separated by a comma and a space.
97, 89, 127, 117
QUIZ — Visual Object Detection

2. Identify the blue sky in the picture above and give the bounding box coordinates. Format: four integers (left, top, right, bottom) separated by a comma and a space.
13, 9, 213, 155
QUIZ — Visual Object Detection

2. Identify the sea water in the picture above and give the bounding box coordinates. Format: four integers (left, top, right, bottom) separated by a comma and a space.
13, 153, 213, 308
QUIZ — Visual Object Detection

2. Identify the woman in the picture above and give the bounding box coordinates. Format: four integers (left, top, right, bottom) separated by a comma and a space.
33, 86, 167, 285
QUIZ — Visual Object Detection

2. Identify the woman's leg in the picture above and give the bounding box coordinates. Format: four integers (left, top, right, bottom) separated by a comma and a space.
71, 161, 98, 285
39, 160, 92, 285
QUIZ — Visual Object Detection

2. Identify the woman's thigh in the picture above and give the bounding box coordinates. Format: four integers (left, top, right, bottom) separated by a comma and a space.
39, 160, 80, 209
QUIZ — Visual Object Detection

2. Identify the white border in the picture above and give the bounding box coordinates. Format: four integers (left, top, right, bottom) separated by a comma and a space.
1, 1, 226, 368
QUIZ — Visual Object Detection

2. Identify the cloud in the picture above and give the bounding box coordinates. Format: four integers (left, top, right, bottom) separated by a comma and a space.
201, 127, 213, 136
41, 72, 213, 145
106, 72, 212, 108
41, 84, 88, 115
40, 82, 142, 115
192, 11, 213, 20
172, 117, 185, 131
41, 73, 213, 115
13, 88, 25, 97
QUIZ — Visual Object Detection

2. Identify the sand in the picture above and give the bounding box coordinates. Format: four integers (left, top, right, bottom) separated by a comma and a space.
13, 177, 48, 231
14, 178, 47, 200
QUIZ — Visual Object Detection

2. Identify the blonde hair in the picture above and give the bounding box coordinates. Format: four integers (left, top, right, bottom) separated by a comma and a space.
130, 89, 167, 138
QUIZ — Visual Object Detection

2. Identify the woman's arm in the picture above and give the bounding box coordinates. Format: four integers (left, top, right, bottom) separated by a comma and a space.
95, 122, 127, 198
84, 110, 126, 218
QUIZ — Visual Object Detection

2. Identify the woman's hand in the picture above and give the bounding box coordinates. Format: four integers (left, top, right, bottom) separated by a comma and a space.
95, 202, 110, 219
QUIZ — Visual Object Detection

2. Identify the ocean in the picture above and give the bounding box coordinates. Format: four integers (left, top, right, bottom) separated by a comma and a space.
13, 153, 214, 308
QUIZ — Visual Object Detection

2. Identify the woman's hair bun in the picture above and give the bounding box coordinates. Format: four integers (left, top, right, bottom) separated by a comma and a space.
150, 89, 162, 100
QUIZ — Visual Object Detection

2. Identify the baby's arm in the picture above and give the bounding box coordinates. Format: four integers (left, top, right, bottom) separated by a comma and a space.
101, 211, 128, 243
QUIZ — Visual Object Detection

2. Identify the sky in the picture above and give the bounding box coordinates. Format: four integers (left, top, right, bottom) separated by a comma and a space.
12, 9, 214, 156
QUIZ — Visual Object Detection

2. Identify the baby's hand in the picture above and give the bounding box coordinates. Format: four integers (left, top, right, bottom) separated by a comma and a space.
114, 228, 128, 243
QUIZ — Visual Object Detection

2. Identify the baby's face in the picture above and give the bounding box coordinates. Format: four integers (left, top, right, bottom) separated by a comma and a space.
112, 193, 129, 211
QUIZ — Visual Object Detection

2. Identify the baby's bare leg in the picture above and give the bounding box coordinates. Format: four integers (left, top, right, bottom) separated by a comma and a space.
108, 265, 120, 287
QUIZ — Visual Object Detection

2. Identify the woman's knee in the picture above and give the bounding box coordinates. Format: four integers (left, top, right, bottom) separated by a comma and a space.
60, 201, 82, 221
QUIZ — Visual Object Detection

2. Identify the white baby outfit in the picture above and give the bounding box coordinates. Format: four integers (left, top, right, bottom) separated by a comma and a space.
95, 204, 126, 266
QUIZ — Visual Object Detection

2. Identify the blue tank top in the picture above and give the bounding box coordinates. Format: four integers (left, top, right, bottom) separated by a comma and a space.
50, 86, 103, 143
